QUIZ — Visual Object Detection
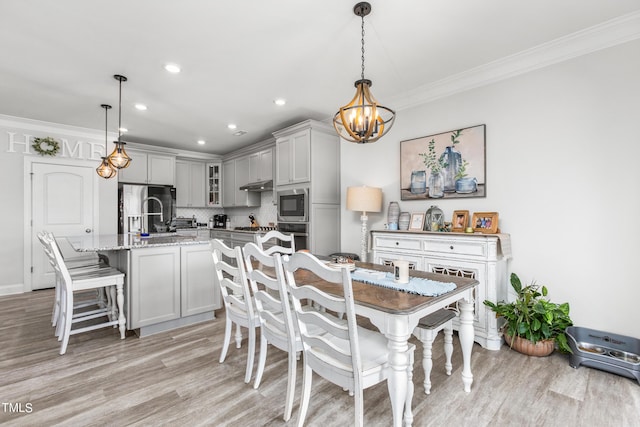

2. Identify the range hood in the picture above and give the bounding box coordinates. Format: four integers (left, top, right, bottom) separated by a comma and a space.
239, 179, 273, 192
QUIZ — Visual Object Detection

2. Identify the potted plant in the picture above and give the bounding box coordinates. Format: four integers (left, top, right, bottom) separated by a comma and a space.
484, 273, 573, 356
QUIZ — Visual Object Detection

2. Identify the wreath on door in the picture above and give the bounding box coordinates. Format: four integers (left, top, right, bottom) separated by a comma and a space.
32, 137, 61, 156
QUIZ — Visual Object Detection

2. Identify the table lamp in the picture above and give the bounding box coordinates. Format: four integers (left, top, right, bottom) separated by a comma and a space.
347, 185, 382, 262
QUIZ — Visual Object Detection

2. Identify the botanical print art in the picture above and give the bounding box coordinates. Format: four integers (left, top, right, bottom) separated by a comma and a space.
400, 124, 486, 200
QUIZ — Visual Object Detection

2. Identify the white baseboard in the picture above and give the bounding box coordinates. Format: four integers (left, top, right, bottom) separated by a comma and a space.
0, 283, 26, 296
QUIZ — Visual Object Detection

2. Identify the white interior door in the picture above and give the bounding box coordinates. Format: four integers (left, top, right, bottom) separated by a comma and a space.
31, 162, 95, 290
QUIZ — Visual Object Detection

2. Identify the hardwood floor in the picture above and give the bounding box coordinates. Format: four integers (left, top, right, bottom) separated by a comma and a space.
1, 289, 638, 426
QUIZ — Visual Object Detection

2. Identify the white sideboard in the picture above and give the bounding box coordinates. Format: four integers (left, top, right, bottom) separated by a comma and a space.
370, 230, 511, 350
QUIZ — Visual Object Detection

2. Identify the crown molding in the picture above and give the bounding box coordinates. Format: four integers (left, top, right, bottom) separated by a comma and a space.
391, 10, 640, 110
0, 113, 113, 140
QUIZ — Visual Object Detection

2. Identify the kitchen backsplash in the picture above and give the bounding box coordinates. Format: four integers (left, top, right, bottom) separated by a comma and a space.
175, 191, 276, 228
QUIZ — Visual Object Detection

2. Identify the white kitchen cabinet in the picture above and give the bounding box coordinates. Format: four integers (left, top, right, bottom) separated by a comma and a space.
129, 246, 181, 328
222, 156, 260, 207
249, 148, 273, 182
371, 230, 510, 350
207, 162, 222, 207
181, 243, 221, 317
176, 160, 206, 207
275, 129, 310, 185
118, 149, 175, 186
273, 120, 340, 203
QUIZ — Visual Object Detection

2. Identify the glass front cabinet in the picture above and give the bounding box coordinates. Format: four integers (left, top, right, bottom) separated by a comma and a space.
207, 162, 222, 207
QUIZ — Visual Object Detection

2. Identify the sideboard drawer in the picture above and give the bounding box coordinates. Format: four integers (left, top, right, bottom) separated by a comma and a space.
374, 236, 422, 252
424, 239, 487, 257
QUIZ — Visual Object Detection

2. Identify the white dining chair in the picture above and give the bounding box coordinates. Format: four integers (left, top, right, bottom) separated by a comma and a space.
43, 233, 126, 355
412, 308, 457, 394
211, 238, 260, 384
254, 230, 295, 256
243, 242, 300, 421
282, 252, 415, 427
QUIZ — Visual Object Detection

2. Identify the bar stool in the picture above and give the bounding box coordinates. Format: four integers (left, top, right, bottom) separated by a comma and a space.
412, 308, 457, 394
43, 233, 126, 354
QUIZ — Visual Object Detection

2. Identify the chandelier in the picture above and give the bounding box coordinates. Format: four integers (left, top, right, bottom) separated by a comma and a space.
107, 74, 132, 169
333, 2, 395, 143
96, 104, 117, 179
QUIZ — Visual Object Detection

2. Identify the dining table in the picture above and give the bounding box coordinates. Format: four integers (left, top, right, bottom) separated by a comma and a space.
295, 261, 479, 427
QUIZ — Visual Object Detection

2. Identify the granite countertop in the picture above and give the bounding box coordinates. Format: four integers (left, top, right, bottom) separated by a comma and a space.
65, 234, 212, 252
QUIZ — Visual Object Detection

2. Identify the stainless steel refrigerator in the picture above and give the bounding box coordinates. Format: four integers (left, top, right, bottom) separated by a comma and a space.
118, 184, 176, 234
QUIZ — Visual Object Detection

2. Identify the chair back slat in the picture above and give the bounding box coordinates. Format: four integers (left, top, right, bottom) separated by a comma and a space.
255, 230, 295, 256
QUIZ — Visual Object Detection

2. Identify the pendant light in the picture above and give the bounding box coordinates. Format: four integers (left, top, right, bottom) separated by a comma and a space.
333, 2, 395, 143
107, 74, 132, 169
96, 104, 117, 179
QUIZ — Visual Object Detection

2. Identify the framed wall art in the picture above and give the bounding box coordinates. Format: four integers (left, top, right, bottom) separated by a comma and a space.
409, 213, 425, 231
471, 211, 499, 234
400, 124, 486, 200
452, 210, 469, 232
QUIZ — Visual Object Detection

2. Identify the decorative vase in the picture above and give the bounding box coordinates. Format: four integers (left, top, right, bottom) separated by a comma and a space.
455, 177, 477, 194
398, 212, 411, 230
504, 332, 555, 357
409, 170, 427, 194
428, 171, 444, 198
439, 146, 462, 192
387, 201, 400, 226
425, 205, 444, 231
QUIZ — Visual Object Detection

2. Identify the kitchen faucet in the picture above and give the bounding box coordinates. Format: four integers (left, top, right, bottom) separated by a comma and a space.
141, 196, 163, 233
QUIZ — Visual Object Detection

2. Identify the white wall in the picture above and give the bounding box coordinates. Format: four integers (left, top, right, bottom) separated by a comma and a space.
0, 116, 118, 294
340, 40, 640, 338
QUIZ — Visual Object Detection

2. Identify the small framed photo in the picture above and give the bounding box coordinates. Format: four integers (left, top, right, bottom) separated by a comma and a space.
409, 213, 426, 231
471, 212, 499, 234
452, 210, 469, 232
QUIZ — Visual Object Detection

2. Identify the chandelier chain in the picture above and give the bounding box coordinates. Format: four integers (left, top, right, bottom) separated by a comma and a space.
360, 14, 365, 80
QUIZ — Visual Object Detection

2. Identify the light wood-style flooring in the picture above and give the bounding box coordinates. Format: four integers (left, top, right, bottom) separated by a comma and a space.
1, 289, 638, 426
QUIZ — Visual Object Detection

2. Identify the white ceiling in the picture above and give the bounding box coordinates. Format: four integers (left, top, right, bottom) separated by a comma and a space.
1, 1, 639, 155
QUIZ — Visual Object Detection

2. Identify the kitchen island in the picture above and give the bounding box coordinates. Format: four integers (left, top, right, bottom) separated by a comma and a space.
66, 233, 221, 336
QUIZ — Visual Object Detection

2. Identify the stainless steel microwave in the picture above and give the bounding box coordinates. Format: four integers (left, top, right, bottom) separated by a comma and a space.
277, 188, 308, 222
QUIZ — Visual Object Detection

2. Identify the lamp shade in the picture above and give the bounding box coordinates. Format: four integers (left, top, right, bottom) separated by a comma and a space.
347, 186, 382, 213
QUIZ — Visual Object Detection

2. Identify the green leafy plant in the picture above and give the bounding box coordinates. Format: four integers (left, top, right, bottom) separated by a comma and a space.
454, 160, 469, 180
450, 129, 463, 145
419, 139, 445, 174
484, 273, 573, 353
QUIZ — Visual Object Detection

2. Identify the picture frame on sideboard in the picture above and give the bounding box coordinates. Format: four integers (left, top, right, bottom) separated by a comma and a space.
409, 213, 426, 231
471, 211, 499, 234
452, 210, 469, 232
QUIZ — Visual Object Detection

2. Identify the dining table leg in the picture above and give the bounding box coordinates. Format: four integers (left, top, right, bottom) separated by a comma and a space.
458, 298, 475, 392
385, 321, 412, 427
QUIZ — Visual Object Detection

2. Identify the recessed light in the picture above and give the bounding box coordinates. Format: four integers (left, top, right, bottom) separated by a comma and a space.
197, 140, 205, 145
119, 127, 128, 133
164, 63, 181, 73
233, 130, 247, 136
274, 98, 286, 106
135, 104, 147, 111
227, 123, 237, 130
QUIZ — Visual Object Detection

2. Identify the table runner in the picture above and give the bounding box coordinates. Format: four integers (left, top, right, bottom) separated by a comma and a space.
351, 268, 457, 297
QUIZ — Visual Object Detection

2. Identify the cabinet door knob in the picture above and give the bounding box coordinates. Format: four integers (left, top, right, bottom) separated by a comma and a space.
450, 245, 454, 250
395, 242, 399, 246
85, 228, 92, 233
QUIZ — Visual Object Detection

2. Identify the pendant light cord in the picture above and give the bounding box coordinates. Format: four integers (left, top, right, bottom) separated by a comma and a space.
360, 14, 366, 81
117, 78, 122, 142
104, 106, 109, 151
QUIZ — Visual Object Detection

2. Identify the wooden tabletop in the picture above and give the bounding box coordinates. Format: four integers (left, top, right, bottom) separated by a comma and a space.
292, 262, 478, 315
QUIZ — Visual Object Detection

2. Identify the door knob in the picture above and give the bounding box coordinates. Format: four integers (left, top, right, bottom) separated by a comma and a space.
85, 228, 92, 233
